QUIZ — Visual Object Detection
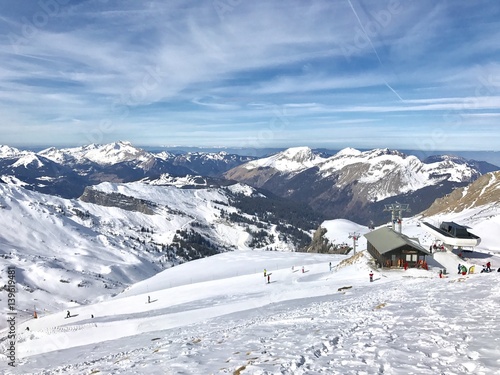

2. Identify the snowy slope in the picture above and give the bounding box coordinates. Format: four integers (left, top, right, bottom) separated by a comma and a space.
0, 181, 312, 329
321, 218, 370, 250
2, 244, 499, 374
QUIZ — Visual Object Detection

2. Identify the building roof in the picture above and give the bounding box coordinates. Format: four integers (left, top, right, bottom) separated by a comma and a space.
364, 227, 431, 255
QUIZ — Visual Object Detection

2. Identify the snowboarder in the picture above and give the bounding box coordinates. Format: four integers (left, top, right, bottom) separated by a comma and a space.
486, 261, 491, 272
369, 271, 374, 282
66, 310, 70, 318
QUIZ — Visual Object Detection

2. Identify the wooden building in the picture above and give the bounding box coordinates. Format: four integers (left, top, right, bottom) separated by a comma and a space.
364, 227, 431, 268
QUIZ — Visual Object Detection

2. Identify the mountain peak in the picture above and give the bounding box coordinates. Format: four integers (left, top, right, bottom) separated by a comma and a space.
335, 147, 362, 157
281, 147, 316, 163
11, 153, 44, 169
83, 141, 150, 165
0, 145, 23, 158
246, 146, 325, 173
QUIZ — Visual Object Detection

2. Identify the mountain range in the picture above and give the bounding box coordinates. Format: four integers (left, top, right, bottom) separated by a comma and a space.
0, 141, 254, 198
2, 142, 498, 227
224, 147, 499, 225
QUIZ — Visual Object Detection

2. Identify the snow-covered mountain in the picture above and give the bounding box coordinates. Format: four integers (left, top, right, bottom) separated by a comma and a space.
38, 141, 153, 166
422, 170, 500, 217
0, 179, 320, 324
225, 147, 495, 225
157, 150, 256, 177
0, 142, 255, 198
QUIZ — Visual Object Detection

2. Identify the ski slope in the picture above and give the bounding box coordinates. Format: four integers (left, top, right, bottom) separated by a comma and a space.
1, 246, 499, 374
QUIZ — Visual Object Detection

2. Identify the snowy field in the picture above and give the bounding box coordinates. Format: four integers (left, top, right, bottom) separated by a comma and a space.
2, 243, 499, 374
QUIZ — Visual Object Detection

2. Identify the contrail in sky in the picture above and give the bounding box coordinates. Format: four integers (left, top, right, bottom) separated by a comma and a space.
346, 0, 405, 103
384, 81, 405, 102
346, 0, 383, 65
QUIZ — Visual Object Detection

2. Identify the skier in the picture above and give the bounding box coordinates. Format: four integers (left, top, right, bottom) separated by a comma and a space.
457, 263, 461, 274
267, 274, 270, 284
329, 262, 332, 271
148, 295, 151, 303
264, 269, 267, 278
369, 271, 374, 282
66, 310, 70, 319
486, 261, 491, 272
302, 266, 305, 273
439, 270, 443, 278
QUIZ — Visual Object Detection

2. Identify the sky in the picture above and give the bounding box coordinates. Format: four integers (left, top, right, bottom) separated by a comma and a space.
1, 0, 500, 151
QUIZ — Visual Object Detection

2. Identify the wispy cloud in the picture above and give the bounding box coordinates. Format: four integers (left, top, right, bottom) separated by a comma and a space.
0, 0, 500, 150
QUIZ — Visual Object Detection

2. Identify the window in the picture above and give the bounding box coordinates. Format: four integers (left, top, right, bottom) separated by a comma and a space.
406, 254, 418, 262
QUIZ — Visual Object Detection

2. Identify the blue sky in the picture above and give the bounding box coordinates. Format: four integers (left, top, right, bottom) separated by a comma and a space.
1, 0, 500, 151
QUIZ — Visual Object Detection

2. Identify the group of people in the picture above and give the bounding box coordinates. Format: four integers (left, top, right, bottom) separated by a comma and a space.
458, 261, 496, 275
263, 264, 313, 284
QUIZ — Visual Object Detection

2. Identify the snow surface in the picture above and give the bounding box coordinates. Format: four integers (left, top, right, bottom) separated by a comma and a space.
2, 250, 499, 374
145, 174, 208, 187
0, 180, 300, 333
1, 215, 499, 374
